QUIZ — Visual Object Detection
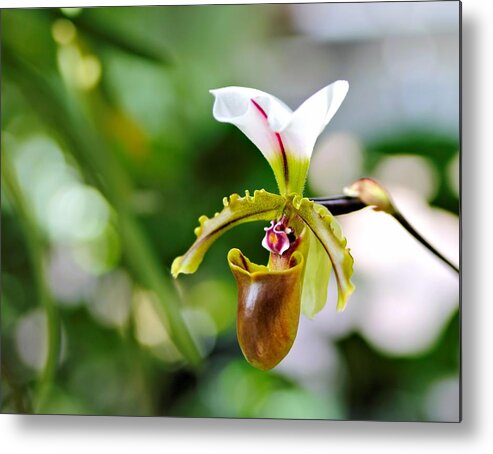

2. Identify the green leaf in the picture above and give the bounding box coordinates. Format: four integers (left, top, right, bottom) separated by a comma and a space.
171, 190, 285, 277
45, 9, 174, 65
300, 228, 332, 318
290, 196, 355, 311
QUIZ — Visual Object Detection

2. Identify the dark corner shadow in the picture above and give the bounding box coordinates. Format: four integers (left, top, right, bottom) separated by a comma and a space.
7, 3, 476, 442
7, 412, 470, 440
459, 11, 479, 439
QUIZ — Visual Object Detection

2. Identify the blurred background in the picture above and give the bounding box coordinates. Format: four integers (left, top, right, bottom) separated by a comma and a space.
1, 2, 460, 421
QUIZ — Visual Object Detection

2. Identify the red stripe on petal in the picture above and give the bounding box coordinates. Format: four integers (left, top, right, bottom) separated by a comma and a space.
275, 132, 286, 156
251, 99, 289, 185
251, 99, 268, 119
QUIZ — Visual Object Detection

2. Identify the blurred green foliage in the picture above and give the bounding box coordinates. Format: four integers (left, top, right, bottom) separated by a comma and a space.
1, 6, 459, 420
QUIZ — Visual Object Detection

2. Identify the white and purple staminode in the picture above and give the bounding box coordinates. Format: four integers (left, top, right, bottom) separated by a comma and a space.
262, 215, 293, 255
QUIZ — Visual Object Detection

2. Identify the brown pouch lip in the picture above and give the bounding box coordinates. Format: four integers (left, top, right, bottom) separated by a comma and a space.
228, 248, 304, 371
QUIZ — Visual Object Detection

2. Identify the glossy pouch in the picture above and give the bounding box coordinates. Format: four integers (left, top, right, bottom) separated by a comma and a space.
228, 248, 304, 370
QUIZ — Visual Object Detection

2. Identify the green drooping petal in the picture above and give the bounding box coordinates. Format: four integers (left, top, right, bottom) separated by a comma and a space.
290, 196, 355, 311
300, 228, 332, 318
171, 190, 286, 278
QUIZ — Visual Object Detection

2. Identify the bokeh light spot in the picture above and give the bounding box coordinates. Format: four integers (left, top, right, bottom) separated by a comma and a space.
424, 376, 460, 422
374, 154, 438, 201
15, 308, 48, 372
76, 55, 102, 91
308, 133, 363, 195
447, 151, 460, 197
60, 8, 82, 18
52, 19, 76, 45
46, 184, 110, 242
48, 246, 97, 306
88, 270, 132, 329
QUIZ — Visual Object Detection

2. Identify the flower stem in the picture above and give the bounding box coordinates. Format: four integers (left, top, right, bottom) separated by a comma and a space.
393, 212, 459, 273
311, 195, 459, 274
310, 195, 367, 215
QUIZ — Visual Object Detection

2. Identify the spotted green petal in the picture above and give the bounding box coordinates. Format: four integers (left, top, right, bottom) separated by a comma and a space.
171, 190, 286, 278
290, 196, 354, 311
300, 228, 332, 318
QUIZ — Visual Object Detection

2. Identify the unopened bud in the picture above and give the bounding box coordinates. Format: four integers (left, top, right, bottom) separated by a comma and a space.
344, 178, 396, 214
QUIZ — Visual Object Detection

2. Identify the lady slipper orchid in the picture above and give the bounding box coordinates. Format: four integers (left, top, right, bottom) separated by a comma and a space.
172, 82, 355, 370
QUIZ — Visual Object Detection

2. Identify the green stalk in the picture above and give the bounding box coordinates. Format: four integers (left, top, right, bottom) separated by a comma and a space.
393, 211, 459, 273
314, 194, 459, 274
1, 154, 60, 413
118, 213, 202, 364
4, 47, 202, 367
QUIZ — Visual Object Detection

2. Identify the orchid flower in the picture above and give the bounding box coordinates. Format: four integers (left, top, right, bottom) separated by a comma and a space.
172, 81, 355, 370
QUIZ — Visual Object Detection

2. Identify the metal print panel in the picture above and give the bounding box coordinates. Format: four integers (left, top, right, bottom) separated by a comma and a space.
1, 1, 461, 421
